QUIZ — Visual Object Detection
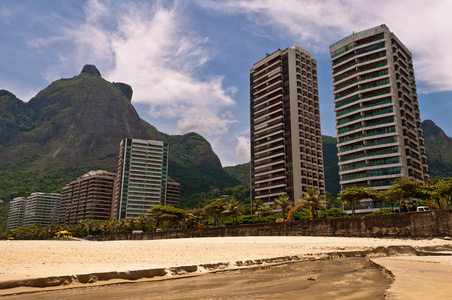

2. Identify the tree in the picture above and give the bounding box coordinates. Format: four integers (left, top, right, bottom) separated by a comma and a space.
273, 195, 293, 219
204, 199, 226, 226
119, 219, 127, 233
257, 206, 273, 223
148, 205, 188, 231
338, 186, 376, 216
126, 217, 137, 232
431, 178, 452, 208
389, 176, 426, 205
252, 199, 263, 215
138, 214, 149, 232
188, 207, 205, 224
376, 189, 402, 211
325, 191, 341, 209
98, 222, 108, 235
298, 189, 327, 219
222, 197, 245, 224
107, 218, 120, 235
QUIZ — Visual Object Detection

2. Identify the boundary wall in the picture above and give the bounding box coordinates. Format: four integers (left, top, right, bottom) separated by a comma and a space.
87, 209, 452, 241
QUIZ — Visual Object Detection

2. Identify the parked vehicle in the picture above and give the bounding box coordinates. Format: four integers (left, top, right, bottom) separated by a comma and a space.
416, 206, 430, 212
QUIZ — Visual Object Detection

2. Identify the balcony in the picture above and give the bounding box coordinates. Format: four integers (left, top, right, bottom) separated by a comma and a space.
364, 116, 394, 128
363, 107, 393, 118
338, 123, 363, 134
336, 104, 361, 117
337, 113, 362, 125
362, 97, 392, 109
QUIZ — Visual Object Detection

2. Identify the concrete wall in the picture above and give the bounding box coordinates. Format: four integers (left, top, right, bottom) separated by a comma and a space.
87, 209, 452, 241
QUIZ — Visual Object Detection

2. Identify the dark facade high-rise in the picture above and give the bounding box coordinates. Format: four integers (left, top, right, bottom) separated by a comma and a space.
59, 170, 116, 225
250, 45, 325, 207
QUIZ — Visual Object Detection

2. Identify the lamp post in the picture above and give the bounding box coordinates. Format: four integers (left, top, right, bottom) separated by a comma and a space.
434, 141, 444, 178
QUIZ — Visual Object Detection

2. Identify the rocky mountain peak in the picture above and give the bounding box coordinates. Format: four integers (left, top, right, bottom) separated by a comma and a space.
113, 82, 133, 102
81, 64, 101, 77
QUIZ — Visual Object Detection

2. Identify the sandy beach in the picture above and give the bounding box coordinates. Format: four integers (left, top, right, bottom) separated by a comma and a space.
1, 236, 452, 298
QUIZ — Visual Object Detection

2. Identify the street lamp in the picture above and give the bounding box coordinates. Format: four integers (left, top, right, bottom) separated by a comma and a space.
434, 141, 444, 178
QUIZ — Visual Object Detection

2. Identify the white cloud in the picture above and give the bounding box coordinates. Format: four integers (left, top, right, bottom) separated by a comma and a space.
35, 0, 237, 136
235, 135, 250, 159
200, 0, 452, 92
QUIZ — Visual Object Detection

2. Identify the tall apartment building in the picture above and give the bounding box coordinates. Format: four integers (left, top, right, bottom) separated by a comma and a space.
112, 138, 169, 220
8, 193, 60, 229
165, 177, 181, 207
7, 197, 27, 229
23, 192, 60, 227
59, 170, 116, 226
250, 45, 325, 207
329, 25, 429, 197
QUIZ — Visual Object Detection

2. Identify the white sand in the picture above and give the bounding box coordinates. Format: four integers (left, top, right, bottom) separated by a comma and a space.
1, 236, 452, 298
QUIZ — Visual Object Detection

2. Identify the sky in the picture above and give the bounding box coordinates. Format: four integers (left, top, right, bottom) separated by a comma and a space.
1, 0, 451, 166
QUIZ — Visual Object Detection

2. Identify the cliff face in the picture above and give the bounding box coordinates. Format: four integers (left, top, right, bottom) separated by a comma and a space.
0, 65, 238, 200
0, 90, 33, 144
2, 65, 159, 168
422, 119, 452, 178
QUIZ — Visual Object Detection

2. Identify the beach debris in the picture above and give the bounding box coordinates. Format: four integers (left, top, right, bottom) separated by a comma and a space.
443, 236, 452, 240
307, 277, 316, 281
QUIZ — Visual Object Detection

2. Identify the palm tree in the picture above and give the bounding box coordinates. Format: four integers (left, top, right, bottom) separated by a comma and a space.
126, 217, 137, 232
188, 207, 205, 224
138, 214, 148, 232
98, 222, 108, 235
273, 195, 293, 219
107, 218, 120, 235
76, 219, 88, 236
298, 189, 327, 220
222, 198, 244, 224
78, 220, 97, 236
119, 219, 127, 233
252, 199, 263, 215
204, 199, 226, 226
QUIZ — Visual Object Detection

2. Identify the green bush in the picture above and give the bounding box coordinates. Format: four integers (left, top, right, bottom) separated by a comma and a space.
369, 208, 395, 215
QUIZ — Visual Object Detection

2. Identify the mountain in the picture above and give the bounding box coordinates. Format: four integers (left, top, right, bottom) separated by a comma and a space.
422, 119, 452, 178
0, 65, 239, 201
224, 162, 250, 185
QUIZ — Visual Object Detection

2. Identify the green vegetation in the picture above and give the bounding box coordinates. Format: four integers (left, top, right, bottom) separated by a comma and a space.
223, 162, 250, 185
272, 194, 293, 219
422, 119, 452, 178
163, 133, 241, 198
338, 186, 378, 216
340, 176, 452, 216
298, 189, 327, 219
148, 205, 188, 231
181, 184, 249, 209
0, 202, 9, 229
0, 154, 115, 200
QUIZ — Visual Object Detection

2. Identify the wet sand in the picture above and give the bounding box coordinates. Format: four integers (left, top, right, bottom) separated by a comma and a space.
2, 258, 391, 300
